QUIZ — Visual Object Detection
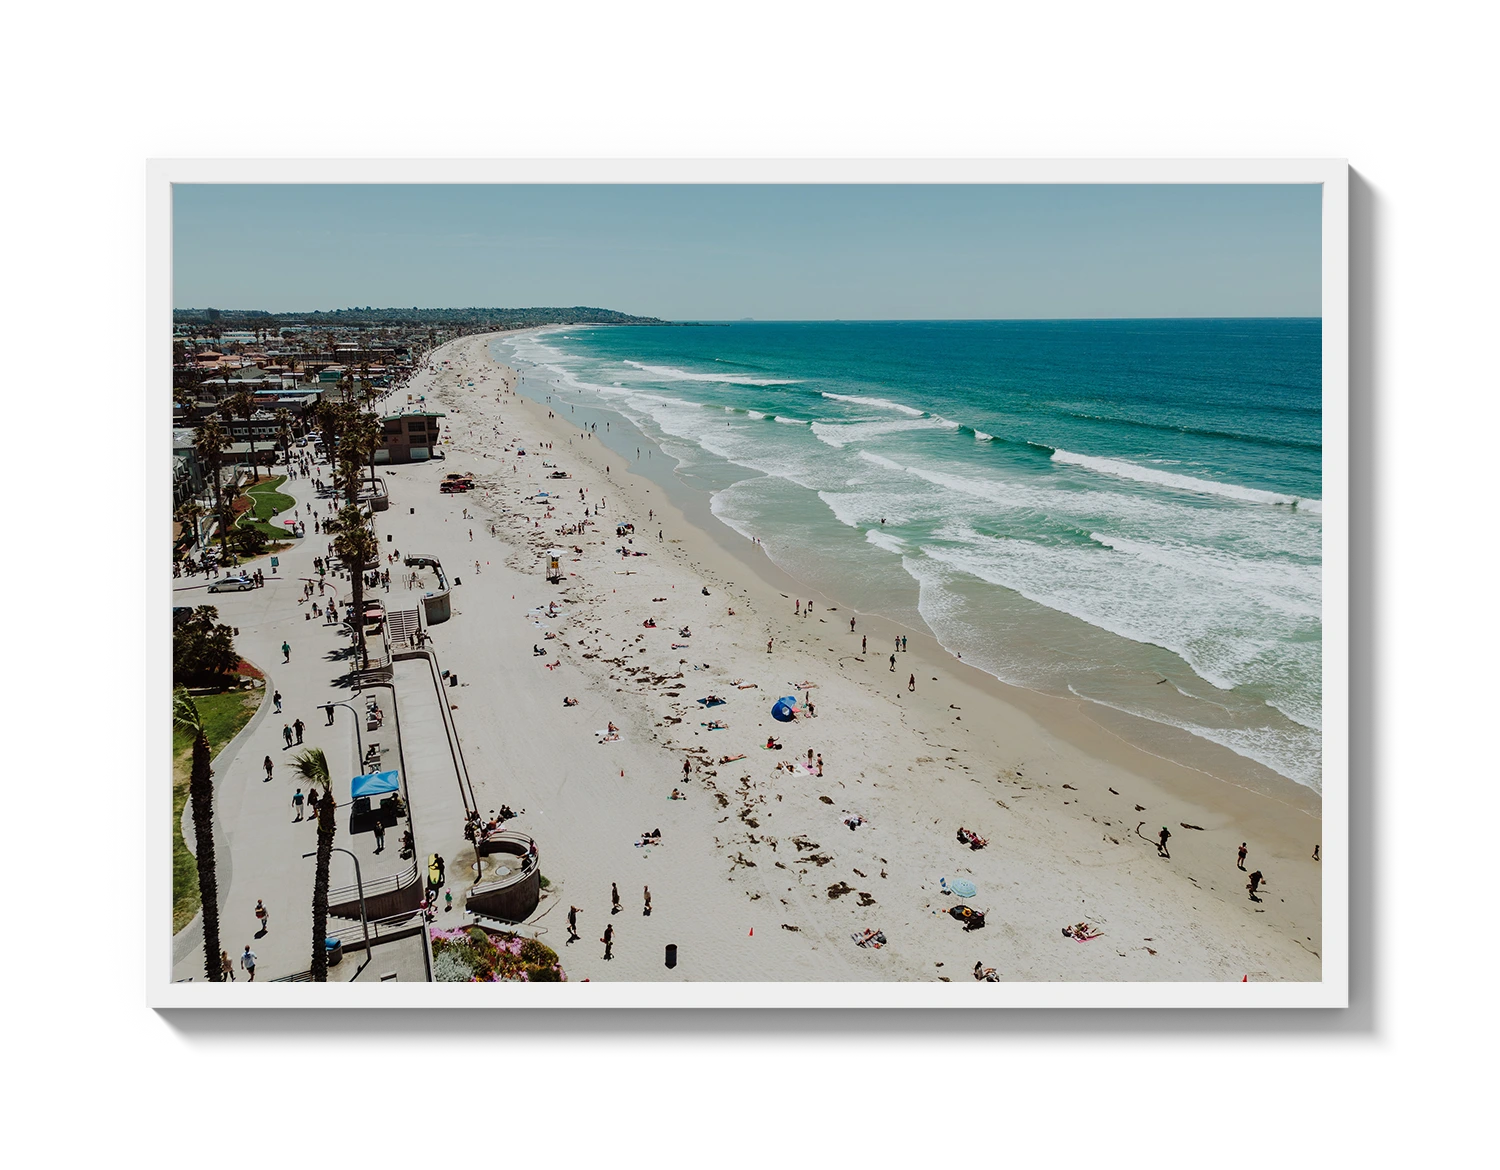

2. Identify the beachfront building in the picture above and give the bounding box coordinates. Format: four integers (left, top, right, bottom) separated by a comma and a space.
376, 410, 445, 463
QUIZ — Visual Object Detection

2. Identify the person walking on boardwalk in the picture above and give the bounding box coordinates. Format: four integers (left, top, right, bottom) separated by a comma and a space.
254, 899, 269, 935
567, 905, 580, 944
373, 819, 386, 854
263, 755, 274, 782
611, 882, 622, 914
292, 788, 305, 822
1157, 827, 1172, 858
601, 923, 614, 960
293, 717, 304, 745
1237, 843, 1248, 870
220, 949, 235, 981
273, 690, 282, 713
282, 640, 291, 662
283, 723, 293, 748
240, 946, 257, 981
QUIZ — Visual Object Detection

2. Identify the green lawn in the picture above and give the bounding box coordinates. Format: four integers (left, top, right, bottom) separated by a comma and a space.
173, 686, 263, 933
237, 476, 301, 541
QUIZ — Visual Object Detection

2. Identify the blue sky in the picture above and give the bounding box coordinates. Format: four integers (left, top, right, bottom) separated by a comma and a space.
173, 184, 1322, 319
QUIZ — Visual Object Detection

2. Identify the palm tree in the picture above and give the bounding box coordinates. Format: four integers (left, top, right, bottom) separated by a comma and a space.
173, 689, 223, 981
194, 416, 229, 553
274, 408, 293, 465
230, 390, 258, 480
176, 498, 204, 555
289, 747, 335, 982
333, 504, 378, 668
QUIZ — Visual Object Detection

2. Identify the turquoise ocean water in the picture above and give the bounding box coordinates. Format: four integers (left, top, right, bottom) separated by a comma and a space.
493, 320, 1323, 790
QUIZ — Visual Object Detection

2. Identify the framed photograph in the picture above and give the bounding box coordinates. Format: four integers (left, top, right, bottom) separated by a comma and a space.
105, 116, 1392, 1062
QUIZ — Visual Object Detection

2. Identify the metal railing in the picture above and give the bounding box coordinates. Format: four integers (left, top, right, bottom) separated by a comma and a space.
328, 858, 418, 906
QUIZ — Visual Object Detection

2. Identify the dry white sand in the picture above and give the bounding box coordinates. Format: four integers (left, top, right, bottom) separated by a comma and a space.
383, 332, 1322, 983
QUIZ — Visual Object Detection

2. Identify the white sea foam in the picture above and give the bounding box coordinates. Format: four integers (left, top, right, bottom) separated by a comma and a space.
1052, 448, 1323, 512
866, 529, 907, 554
773, 415, 808, 425
821, 392, 926, 416
810, 417, 953, 449
1066, 687, 1322, 790
972, 430, 994, 442
622, 359, 799, 386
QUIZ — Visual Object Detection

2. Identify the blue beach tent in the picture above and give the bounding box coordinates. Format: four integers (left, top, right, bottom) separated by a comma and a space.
350, 770, 400, 799
771, 696, 799, 722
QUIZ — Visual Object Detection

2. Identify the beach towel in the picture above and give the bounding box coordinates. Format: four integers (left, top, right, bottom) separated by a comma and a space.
696, 698, 725, 707
801, 762, 817, 774
736, 683, 758, 689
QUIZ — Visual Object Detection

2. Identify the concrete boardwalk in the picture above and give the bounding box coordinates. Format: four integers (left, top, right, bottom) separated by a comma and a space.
171, 468, 411, 983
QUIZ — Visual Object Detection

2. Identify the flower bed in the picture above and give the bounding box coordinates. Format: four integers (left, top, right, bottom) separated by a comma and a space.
429, 925, 566, 982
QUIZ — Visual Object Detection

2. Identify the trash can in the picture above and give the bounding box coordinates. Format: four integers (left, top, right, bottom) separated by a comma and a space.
325, 937, 343, 966
664, 943, 677, 970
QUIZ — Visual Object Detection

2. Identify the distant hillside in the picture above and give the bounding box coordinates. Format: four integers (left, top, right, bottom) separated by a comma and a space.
172, 306, 666, 329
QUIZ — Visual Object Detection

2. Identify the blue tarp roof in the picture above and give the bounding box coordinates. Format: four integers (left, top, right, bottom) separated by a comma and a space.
351, 770, 399, 798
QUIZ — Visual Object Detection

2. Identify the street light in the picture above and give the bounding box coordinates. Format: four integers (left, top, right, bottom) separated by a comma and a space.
304, 846, 371, 980
321, 698, 364, 765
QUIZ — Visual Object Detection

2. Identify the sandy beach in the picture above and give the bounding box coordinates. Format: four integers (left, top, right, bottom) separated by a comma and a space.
383, 330, 1322, 982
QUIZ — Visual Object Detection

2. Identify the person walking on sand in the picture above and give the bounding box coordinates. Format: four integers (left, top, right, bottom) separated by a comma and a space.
643, 886, 652, 916
220, 949, 235, 981
567, 905, 580, 944
908, 673, 916, 692
1312, 844, 1321, 861
1157, 826, 1172, 858
263, 755, 274, 782
611, 882, 622, 914
601, 923, 614, 960
282, 640, 291, 662
902, 635, 908, 652
1237, 843, 1248, 870
850, 617, 856, 633
373, 819, 386, 854
254, 899, 268, 935
890, 654, 896, 672
292, 788, 305, 822
240, 945, 257, 981
862, 635, 866, 655
683, 757, 692, 781
767, 638, 774, 655
293, 718, 304, 745
1247, 870, 1265, 900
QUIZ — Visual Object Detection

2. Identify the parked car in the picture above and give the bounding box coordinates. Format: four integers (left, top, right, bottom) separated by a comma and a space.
207, 575, 255, 593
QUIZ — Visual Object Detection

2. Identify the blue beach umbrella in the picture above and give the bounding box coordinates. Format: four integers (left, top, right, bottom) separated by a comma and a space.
770, 696, 799, 722
941, 877, 977, 899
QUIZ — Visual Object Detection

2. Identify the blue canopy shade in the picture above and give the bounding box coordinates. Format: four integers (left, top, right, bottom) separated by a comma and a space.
771, 696, 799, 723
351, 770, 400, 798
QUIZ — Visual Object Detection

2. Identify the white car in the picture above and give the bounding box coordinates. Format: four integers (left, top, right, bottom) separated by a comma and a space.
207, 575, 255, 593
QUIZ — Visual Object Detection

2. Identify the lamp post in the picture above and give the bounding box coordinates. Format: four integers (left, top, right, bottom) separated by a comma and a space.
304, 847, 371, 980
321, 698, 364, 765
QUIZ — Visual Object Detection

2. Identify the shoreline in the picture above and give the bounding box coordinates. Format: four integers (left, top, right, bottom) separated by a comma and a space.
498, 326, 1322, 812
414, 330, 1321, 980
